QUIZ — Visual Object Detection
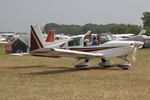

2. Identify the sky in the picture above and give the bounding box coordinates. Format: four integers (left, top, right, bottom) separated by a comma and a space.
0, 0, 150, 32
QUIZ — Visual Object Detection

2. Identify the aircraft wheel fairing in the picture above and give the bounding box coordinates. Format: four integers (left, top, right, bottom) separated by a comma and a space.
75, 62, 90, 69
117, 63, 131, 70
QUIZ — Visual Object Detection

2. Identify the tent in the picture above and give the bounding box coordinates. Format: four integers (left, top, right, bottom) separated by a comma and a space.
5, 34, 30, 53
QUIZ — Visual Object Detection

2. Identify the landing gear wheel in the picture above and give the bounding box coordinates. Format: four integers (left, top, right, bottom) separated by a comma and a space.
98, 58, 113, 68
117, 58, 131, 70
75, 62, 90, 70
74, 59, 90, 70
122, 67, 129, 70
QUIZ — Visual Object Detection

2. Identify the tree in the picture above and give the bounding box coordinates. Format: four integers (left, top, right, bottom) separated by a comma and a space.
141, 12, 150, 28
43, 23, 142, 35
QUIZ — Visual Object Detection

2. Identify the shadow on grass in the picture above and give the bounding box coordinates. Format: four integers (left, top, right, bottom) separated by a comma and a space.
25, 65, 121, 75
5, 64, 122, 75
26, 67, 79, 75
7, 65, 69, 69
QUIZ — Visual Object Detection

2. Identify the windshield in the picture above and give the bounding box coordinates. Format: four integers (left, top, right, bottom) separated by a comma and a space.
98, 33, 115, 43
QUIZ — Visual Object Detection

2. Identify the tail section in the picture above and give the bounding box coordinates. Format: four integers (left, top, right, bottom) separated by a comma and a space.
46, 30, 54, 42
138, 29, 146, 36
30, 24, 70, 51
30, 25, 45, 51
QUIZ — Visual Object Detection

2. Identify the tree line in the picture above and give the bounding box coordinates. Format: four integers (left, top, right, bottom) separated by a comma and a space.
43, 12, 150, 35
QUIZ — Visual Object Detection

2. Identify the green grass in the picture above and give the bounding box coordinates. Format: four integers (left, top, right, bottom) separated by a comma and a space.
0, 44, 150, 100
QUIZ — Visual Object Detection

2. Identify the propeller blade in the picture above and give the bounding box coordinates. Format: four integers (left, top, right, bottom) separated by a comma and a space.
132, 47, 137, 62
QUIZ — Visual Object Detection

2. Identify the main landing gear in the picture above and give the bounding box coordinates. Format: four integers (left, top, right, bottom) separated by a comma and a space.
74, 57, 131, 70
74, 59, 90, 69
98, 58, 113, 68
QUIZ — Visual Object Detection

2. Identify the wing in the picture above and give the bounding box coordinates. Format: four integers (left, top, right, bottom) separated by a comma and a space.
31, 48, 103, 59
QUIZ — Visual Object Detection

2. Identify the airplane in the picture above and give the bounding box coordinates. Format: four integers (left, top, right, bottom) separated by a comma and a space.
143, 36, 150, 48
44, 30, 69, 42
113, 29, 147, 48
0, 35, 8, 44
30, 24, 144, 70
113, 29, 146, 41
113, 34, 134, 39
45, 30, 54, 42
55, 34, 70, 41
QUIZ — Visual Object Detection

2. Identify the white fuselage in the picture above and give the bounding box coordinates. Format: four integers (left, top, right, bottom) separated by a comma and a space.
59, 35, 136, 58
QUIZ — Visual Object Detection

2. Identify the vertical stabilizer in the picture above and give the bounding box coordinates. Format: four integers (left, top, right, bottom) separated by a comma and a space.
138, 29, 146, 36
30, 25, 45, 51
30, 24, 70, 50
46, 30, 54, 42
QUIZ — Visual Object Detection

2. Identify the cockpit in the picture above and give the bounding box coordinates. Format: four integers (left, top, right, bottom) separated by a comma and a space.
67, 33, 115, 47
83, 33, 115, 46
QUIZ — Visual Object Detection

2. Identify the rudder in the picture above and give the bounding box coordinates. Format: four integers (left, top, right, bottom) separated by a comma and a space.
30, 25, 44, 51
46, 30, 54, 42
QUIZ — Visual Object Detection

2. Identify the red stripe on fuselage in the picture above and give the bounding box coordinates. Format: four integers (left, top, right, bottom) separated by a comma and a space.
69, 46, 124, 52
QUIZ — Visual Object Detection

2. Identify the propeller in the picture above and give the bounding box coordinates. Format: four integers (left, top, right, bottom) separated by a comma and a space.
132, 47, 137, 62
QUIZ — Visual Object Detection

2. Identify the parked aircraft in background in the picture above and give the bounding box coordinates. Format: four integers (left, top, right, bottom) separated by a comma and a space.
45, 30, 54, 42
113, 29, 146, 40
113, 29, 150, 48
30, 25, 143, 70
55, 34, 70, 41
0, 33, 20, 43
43, 30, 70, 42
0, 37, 8, 44
143, 36, 150, 48
113, 34, 134, 39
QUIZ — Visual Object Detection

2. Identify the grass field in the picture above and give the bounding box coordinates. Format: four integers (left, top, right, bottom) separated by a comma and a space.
0, 44, 150, 100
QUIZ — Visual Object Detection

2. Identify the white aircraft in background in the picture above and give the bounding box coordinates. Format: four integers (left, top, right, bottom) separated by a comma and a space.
0, 33, 19, 43
30, 25, 143, 70
143, 36, 150, 48
113, 34, 134, 39
114, 29, 149, 48
0, 36, 8, 44
113, 29, 146, 39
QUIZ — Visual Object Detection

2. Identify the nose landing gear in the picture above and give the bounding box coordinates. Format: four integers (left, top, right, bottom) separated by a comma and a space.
117, 58, 131, 70
98, 58, 131, 70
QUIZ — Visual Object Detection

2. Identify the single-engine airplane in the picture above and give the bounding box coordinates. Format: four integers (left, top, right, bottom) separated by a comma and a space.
30, 25, 143, 70
114, 29, 146, 42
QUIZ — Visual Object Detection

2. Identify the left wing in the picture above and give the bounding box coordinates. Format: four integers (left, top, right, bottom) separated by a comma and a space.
31, 48, 103, 59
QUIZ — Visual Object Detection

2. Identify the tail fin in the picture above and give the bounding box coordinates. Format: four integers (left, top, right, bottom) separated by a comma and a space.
46, 30, 54, 42
138, 29, 146, 36
30, 24, 70, 51
30, 25, 45, 51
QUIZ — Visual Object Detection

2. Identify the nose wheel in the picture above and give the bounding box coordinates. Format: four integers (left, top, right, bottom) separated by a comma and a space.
117, 58, 131, 70
99, 58, 131, 70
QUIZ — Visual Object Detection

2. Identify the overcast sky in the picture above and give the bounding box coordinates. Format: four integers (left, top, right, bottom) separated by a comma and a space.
0, 0, 150, 32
